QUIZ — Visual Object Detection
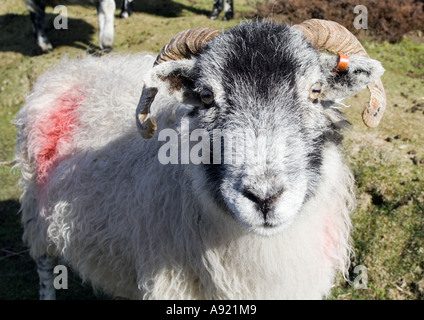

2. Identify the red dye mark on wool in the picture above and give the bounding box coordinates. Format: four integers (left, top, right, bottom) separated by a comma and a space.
321, 201, 338, 260
36, 89, 84, 185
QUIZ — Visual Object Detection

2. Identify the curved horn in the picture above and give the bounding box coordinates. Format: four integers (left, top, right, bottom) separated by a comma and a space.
137, 27, 221, 138
294, 19, 386, 128
154, 27, 222, 66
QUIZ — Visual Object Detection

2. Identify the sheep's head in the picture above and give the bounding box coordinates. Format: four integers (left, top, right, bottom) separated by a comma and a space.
136, 20, 385, 235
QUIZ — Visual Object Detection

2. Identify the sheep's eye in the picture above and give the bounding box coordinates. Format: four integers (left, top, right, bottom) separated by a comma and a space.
200, 89, 214, 105
309, 82, 322, 100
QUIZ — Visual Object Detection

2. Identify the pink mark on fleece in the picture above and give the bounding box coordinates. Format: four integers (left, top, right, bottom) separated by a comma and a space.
36, 88, 84, 185
323, 201, 343, 267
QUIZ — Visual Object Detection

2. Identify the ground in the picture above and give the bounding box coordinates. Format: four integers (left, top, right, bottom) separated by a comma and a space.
0, 0, 423, 300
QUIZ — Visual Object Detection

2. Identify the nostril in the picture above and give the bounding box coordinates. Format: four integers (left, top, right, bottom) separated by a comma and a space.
243, 187, 285, 218
243, 190, 262, 205
268, 187, 285, 205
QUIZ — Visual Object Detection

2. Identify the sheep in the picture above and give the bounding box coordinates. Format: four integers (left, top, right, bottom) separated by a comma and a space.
209, 0, 234, 20
15, 19, 386, 299
119, 0, 132, 18
24, 0, 133, 53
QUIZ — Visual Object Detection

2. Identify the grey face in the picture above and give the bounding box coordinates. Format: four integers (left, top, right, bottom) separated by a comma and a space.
185, 23, 328, 235
151, 22, 384, 235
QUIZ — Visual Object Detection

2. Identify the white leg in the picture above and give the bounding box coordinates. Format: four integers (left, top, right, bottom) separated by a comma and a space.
36, 31, 53, 53
36, 255, 58, 300
97, 0, 116, 50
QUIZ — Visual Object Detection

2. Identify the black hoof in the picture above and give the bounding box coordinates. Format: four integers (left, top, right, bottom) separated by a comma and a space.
222, 13, 233, 21
102, 46, 113, 54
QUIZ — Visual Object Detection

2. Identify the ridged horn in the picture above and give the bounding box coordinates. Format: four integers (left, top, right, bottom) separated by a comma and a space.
137, 27, 221, 138
154, 27, 222, 66
294, 19, 386, 128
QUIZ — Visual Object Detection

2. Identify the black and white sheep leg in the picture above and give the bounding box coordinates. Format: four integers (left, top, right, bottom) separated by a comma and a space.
25, 0, 52, 53
36, 255, 58, 300
119, 0, 133, 19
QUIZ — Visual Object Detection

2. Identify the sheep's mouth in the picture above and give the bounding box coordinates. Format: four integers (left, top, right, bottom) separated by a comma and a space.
248, 220, 287, 236
263, 221, 277, 228
216, 195, 292, 236
257, 219, 282, 230
248, 205, 300, 235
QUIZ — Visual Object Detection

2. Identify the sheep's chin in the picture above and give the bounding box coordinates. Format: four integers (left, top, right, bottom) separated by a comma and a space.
234, 213, 297, 237
247, 221, 293, 237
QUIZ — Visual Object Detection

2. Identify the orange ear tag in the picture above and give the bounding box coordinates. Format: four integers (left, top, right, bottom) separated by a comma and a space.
334, 54, 349, 72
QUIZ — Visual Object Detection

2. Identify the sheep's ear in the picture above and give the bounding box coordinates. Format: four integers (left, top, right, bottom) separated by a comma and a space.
320, 54, 385, 101
149, 59, 200, 105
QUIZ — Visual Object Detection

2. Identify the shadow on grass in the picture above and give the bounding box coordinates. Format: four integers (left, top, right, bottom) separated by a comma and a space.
0, 0, 212, 57
0, 199, 107, 299
131, 0, 210, 18
0, 13, 98, 57
0, 199, 37, 299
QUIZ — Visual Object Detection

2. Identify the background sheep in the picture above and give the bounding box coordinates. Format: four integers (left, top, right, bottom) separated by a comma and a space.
119, 0, 132, 18
15, 20, 385, 299
24, 0, 133, 53
209, 0, 233, 20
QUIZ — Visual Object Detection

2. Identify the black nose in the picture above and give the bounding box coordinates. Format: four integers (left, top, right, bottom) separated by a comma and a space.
243, 188, 284, 218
